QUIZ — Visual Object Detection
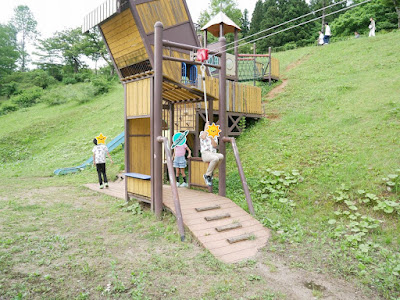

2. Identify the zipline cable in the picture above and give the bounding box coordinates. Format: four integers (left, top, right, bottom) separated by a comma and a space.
216, 0, 372, 55
219, 0, 348, 51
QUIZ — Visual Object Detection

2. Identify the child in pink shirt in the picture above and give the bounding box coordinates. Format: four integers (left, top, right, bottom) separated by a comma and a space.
172, 143, 192, 187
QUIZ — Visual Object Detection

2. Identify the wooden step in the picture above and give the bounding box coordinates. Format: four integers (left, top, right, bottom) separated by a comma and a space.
227, 233, 255, 244
215, 223, 242, 232
195, 205, 221, 212
205, 213, 231, 221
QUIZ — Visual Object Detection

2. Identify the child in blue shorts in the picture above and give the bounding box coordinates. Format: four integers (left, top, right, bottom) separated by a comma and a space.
172, 142, 192, 187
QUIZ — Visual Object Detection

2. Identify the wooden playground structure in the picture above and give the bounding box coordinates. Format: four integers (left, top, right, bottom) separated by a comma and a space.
83, 0, 271, 262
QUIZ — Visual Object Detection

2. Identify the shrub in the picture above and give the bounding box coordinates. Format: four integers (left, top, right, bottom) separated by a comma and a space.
40, 87, 68, 106
1, 81, 19, 98
12, 87, 43, 108
30, 69, 57, 89
62, 77, 77, 85
91, 76, 112, 95
0, 103, 18, 115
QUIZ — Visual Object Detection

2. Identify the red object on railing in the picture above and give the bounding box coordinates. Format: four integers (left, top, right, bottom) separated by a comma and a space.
197, 48, 209, 62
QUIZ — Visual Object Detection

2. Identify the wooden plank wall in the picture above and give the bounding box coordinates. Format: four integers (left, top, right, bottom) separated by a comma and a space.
201, 78, 262, 115
126, 78, 151, 117
101, 9, 148, 69
271, 57, 280, 79
136, 0, 189, 34
190, 159, 209, 186
127, 118, 151, 197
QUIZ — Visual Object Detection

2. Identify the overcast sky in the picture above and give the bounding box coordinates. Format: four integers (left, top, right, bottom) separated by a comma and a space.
0, 0, 259, 38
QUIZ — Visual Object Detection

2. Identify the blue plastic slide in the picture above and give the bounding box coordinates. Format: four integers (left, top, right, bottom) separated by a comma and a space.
53, 132, 124, 175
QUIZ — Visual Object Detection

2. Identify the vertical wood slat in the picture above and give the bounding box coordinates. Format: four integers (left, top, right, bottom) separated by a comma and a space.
127, 78, 151, 117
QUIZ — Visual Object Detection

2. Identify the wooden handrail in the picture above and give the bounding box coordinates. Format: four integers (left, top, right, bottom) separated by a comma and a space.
222, 137, 255, 215
157, 136, 185, 241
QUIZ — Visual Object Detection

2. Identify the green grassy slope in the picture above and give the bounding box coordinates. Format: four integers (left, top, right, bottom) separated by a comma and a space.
226, 31, 400, 298
1, 31, 400, 298
0, 82, 125, 180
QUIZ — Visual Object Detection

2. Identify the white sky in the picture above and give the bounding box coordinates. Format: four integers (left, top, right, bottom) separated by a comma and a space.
0, 0, 259, 39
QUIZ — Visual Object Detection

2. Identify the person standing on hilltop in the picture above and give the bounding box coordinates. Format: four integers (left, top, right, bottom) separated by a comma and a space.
369, 17, 376, 37
324, 23, 331, 44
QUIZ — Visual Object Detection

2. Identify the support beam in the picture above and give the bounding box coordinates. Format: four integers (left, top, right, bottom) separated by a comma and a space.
153, 22, 163, 218
218, 37, 227, 197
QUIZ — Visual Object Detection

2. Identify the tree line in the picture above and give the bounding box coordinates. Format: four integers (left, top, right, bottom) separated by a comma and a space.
0, 5, 112, 78
198, 0, 400, 53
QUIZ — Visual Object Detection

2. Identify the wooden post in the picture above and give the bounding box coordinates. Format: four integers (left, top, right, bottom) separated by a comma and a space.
219, 37, 227, 197
124, 83, 129, 202
268, 47, 272, 86
153, 22, 163, 218
169, 102, 174, 144
253, 43, 256, 87
234, 28, 238, 82
204, 30, 208, 48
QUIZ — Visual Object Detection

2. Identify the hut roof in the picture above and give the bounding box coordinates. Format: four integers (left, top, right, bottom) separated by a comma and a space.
201, 11, 241, 37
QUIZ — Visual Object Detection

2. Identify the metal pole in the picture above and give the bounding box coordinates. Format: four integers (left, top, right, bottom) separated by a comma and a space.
268, 47, 272, 86
218, 36, 227, 197
154, 22, 163, 218
222, 137, 255, 215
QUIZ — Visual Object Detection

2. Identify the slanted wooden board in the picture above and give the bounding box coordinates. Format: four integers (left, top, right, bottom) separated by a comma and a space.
163, 185, 270, 263
84, 182, 270, 263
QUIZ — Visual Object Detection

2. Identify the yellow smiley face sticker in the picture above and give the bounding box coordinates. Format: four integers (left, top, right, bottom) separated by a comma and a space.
206, 123, 221, 138
96, 133, 107, 144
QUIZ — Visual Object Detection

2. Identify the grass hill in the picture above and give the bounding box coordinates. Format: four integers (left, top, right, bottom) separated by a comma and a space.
0, 31, 399, 299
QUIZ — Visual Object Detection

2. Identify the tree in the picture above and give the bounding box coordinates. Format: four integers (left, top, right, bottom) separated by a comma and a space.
332, 1, 398, 36
309, 0, 347, 31
36, 28, 88, 74
381, 0, 400, 28
10, 5, 38, 71
198, 0, 243, 27
241, 9, 250, 36
249, 0, 265, 36
82, 28, 113, 74
0, 24, 19, 76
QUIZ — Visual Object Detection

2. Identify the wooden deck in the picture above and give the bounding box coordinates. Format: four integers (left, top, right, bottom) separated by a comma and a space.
85, 182, 270, 263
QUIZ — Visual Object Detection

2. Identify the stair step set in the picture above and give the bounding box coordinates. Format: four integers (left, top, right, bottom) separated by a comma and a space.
200, 206, 257, 244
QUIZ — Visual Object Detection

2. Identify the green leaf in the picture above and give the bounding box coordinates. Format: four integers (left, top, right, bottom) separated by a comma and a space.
384, 207, 394, 214
278, 198, 288, 203
328, 219, 337, 225
387, 174, 398, 179
357, 190, 365, 195
349, 205, 358, 211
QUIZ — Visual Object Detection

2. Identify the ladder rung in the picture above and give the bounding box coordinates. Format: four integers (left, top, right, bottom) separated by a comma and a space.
227, 233, 254, 244
215, 223, 242, 232
204, 213, 230, 221
195, 205, 221, 212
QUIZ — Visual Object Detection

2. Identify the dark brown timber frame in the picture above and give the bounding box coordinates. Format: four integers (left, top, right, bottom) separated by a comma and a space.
152, 22, 255, 233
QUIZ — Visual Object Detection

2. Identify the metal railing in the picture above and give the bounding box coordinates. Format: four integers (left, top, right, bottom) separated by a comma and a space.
157, 136, 185, 241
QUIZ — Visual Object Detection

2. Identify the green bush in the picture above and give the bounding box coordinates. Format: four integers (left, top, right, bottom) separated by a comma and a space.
40, 87, 68, 106
30, 69, 57, 89
0, 103, 18, 115
62, 77, 77, 85
91, 76, 112, 95
12, 87, 43, 108
1, 81, 19, 98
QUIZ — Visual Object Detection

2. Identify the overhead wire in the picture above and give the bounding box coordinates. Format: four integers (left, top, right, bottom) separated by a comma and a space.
221, 0, 348, 51
215, 0, 372, 55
